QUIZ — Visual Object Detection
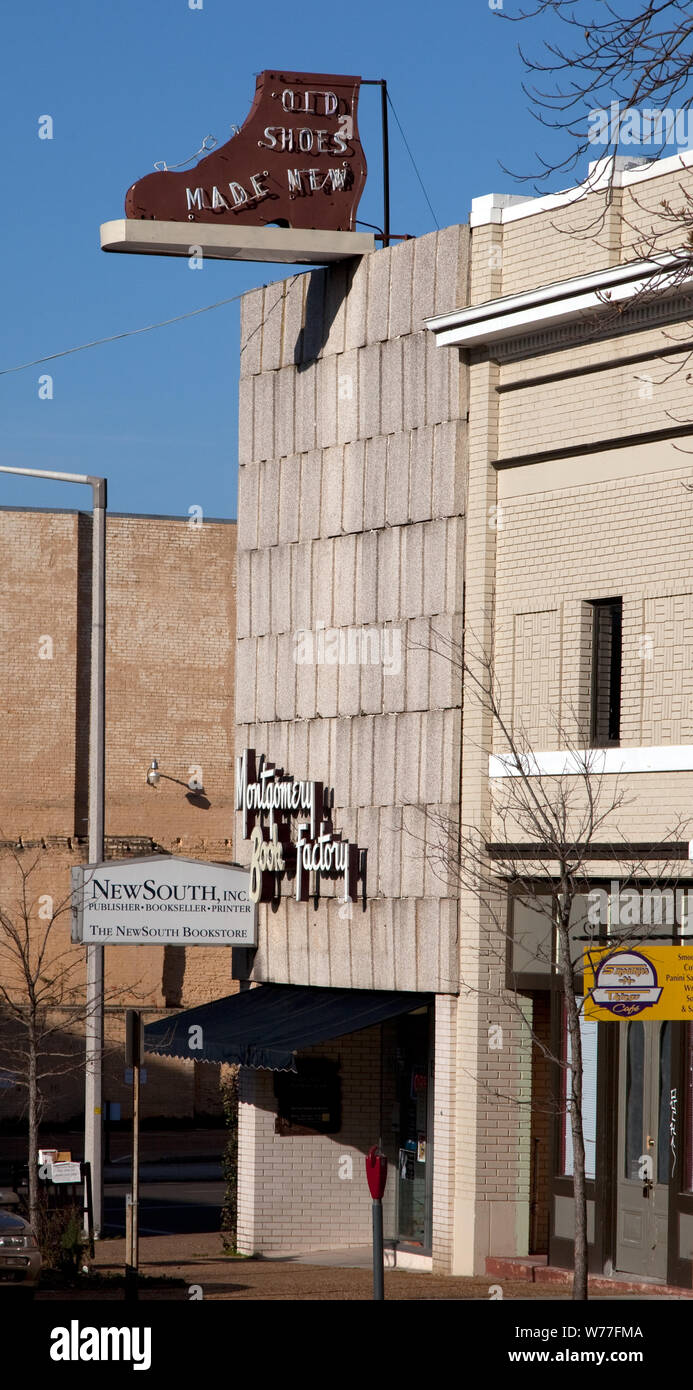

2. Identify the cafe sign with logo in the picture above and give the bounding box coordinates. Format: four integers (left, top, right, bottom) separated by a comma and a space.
584, 945, 693, 1020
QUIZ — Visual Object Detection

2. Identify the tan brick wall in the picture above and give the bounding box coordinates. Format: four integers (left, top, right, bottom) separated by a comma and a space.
0, 509, 238, 1124
484, 160, 693, 303
0, 509, 236, 846
498, 329, 693, 461
493, 454, 693, 844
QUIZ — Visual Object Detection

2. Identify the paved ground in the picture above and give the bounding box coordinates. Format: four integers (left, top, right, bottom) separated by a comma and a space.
104, 1181, 225, 1236
32, 1230, 603, 1300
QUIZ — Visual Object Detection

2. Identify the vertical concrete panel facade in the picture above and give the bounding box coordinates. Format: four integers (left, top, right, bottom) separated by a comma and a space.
235, 230, 469, 1267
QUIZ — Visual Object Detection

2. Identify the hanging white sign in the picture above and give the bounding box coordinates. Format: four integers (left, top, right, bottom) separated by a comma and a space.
71, 855, 256, 946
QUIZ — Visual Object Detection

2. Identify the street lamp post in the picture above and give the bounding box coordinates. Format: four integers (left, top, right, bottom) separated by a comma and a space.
0, 466, 106, 1235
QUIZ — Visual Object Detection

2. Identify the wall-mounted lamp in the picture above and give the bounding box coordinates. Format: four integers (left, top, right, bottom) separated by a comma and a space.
145, 759, 205, 795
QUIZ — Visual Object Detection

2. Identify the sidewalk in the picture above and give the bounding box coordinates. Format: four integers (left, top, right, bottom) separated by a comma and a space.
32, 1231, 656, 1301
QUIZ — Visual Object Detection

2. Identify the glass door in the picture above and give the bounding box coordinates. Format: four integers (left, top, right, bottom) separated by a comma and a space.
394, 1008, 431, 1249
615, 1021, 671, 1279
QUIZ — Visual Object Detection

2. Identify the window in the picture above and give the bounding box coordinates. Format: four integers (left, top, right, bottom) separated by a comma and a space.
562, 1001, 598, 1180
509, 890, 592, 987
588, 598, 622, 746
509, 894, 554, 985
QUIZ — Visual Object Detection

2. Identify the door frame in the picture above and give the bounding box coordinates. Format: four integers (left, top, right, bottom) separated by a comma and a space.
666, 1020, 693, 1288
549, 1006, 693, 1286
548, 983, 616, 1274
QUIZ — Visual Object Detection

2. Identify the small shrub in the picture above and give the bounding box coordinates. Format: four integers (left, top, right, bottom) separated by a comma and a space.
220, 1067, 238, 1253
36, 1198, 87, 1278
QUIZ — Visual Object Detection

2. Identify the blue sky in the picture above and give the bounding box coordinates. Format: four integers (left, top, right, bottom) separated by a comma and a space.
0, 0, 599, 519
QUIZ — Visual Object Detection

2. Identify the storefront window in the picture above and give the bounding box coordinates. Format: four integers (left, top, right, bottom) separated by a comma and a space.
562, 1002, 598, 1180
392, 1008, 431, 1248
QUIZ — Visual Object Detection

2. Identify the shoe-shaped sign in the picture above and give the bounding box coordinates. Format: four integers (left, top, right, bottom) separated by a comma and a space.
125, 71, 367, 233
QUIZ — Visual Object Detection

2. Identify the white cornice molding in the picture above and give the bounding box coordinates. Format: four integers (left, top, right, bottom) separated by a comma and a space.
470, 151, 693, 229
425, 251, 693, 349
490, 745, 693, 778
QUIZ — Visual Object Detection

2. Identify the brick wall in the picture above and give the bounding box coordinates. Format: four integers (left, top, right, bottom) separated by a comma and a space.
237, 1026, 386, 1254
0, 510, 237, 1124
452, 151, 693, 1276
0, 509, 237, 846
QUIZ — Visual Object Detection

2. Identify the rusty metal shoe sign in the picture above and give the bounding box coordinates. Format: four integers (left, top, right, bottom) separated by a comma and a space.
125, 71, 367, 233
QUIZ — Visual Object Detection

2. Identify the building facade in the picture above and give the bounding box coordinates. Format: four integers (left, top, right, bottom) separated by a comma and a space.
426, 151, 693, 1284
233, 231, 469, 1267
0, 507, 237, 1126
233, 150, 693, 1287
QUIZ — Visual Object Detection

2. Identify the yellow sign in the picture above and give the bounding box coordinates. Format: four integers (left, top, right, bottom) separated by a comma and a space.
584, 945, 693, 1020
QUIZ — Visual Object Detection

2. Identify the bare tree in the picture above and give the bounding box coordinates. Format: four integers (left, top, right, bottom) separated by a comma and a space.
414, 628, 690, 1299
495, 1, 693, 367
0, 845, 142, 1227
503, 1, 693, 186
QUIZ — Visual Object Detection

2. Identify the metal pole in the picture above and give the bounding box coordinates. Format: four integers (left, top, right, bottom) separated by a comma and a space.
372, 1198, 385, 1299
85, 477, 106, 1236
360, 79, 391, 247
0, 466, 107, 1238
380, 81, 390, 249
132, 1047, 140, 1273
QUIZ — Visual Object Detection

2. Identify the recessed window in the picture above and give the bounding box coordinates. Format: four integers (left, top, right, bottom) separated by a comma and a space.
588, 598, 622, 747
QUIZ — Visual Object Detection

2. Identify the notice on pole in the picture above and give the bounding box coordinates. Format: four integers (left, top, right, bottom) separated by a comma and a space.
50, 1162, 82, 1184
71, 855, 256, 947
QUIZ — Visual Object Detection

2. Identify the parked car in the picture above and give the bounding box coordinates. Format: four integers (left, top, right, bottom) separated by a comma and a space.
0, 1195, 41, 1295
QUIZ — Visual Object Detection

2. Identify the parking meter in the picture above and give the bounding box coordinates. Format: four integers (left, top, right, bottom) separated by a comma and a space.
365, 1145, 388, 1200
365, 1145, 387, 1300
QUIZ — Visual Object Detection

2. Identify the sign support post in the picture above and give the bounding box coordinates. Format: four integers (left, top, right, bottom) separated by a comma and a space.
85, 475, 106, 1239
125, 1009, 142, 1298
0, 467, 107, 1240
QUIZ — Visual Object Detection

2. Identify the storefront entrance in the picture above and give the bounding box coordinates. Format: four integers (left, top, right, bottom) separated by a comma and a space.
615, 1020, 671, 1279
548, 1006, 693, 1287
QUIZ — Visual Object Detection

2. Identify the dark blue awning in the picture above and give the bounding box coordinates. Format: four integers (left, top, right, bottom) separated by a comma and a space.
144, 984, 431, 1072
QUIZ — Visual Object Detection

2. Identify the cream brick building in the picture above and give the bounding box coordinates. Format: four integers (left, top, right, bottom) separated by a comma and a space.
424, 151, 693, 1284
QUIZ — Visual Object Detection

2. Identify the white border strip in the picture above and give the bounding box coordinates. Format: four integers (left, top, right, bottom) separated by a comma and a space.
425, 252, 693, 348
470, 150, 693, 228
489, 745, 693, 777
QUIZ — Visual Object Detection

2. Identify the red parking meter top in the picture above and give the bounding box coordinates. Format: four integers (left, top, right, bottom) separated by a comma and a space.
365, 1145, 388, 1200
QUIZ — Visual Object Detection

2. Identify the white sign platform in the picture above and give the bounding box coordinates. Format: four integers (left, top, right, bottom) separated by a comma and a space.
100, 219, 375, 264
